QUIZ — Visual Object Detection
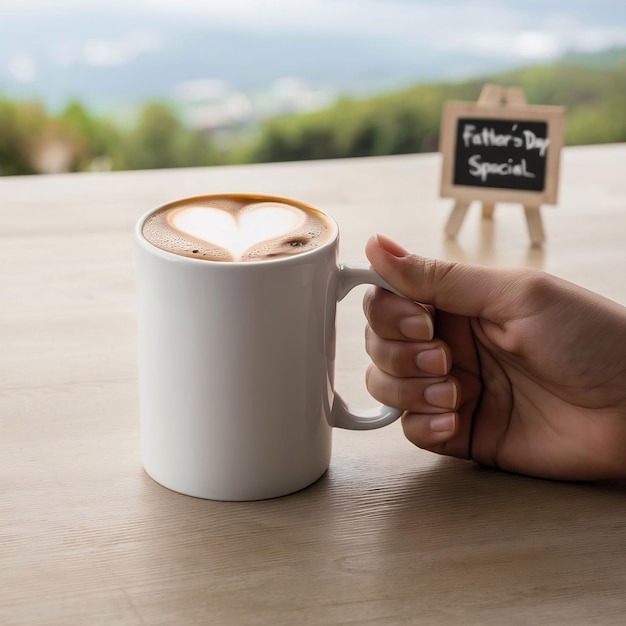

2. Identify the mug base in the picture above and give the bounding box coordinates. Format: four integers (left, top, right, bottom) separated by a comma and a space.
141, 465, 330, 502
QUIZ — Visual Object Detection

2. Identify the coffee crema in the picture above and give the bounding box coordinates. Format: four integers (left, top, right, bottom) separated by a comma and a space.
142, 194, 334, 262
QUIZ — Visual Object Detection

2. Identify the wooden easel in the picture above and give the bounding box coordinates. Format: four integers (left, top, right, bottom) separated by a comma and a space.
443, 84, 548, 247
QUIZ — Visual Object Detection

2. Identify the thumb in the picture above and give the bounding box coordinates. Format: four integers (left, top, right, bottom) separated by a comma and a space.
366, 234, 517, 320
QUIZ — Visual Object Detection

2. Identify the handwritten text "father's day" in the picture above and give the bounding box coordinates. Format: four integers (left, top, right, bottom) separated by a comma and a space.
462, 123, 550, 182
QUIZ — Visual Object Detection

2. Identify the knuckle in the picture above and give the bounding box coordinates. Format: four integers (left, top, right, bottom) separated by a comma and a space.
364, 325, 375, 357
362, 286, 376, 320
388, 345, 405, 375
517, 270, 554, 302
394, 380, 404, 410
412, 256, 459, 303
364, 363, 374, 390
362, 286, 389, 328
394, 378, 421, 411
365, 363, 381, 394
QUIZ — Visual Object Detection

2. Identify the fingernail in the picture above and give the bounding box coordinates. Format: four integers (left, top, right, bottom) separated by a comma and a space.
424, 381, 458, 410
429, 413, 456, 434
416, 348, 448, 375
376, 234, 410, 258
399, 314, 434, 341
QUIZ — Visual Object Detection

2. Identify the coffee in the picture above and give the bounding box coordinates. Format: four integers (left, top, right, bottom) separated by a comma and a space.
142, 194, 334, 262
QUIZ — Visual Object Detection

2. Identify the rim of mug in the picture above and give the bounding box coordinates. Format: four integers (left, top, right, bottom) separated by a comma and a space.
135, 193, 340, 266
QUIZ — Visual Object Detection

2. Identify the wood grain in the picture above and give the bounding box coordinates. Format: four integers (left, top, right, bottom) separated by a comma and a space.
2, 146, 626, 625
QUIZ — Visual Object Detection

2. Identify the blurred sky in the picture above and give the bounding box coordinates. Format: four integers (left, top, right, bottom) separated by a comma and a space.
2, 0, 625, 56
1, 0, 625, 111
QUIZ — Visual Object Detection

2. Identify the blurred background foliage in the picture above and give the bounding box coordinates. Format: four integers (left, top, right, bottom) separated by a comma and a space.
1, 51, 625, 176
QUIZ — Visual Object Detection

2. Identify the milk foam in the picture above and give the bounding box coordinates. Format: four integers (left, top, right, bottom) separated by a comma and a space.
142, 195, 332, 262
170, 203, 306, 261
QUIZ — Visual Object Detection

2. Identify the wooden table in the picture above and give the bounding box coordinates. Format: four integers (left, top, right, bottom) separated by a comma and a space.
2, 144, 626, 625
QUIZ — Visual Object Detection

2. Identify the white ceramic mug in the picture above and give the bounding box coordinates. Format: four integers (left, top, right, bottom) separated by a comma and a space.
135, 195, 402, 501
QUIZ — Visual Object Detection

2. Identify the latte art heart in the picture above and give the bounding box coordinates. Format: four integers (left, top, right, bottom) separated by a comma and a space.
142, 194, 333, 262
170, 203, 306, 261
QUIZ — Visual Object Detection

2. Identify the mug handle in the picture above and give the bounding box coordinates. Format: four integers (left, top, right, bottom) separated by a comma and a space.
330, 263, 405, 430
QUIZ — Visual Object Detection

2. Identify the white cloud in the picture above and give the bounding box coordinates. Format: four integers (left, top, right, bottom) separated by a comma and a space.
513, 32, 562, 60
569, 26, 626, 52
81, 29, 160, 67
6, 54, 37, 82
441, 28, 563, 61
0, 0, 625, 65
173, 79, 232, 102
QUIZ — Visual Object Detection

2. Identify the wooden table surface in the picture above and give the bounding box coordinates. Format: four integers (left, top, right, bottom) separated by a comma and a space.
2, 144, 626, 625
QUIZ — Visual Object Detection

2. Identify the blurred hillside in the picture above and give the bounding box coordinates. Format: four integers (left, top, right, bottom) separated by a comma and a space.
247, 48, 626, 163
1, 48, 625, 175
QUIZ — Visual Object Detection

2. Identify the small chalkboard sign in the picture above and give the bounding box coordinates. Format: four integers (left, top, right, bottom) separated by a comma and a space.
453, 117, 549, 193
439, 85, 565, 245
440, 99, 564, 205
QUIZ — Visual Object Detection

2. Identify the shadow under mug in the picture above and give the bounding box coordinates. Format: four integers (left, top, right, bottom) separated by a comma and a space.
135, 194, 403, 501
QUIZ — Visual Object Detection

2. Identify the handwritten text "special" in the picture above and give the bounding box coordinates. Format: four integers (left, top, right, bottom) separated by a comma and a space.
468, 156, 536, 182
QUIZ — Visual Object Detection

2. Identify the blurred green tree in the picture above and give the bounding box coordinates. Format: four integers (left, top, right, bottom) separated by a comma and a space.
245, 56, 626, 163
59, 101, 126, 171
0, 99, 47, 175
1, 49, 626, 176
125, 102, 218, 170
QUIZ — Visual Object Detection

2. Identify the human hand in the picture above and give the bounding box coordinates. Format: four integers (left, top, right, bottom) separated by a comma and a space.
364, 234, 626, 480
